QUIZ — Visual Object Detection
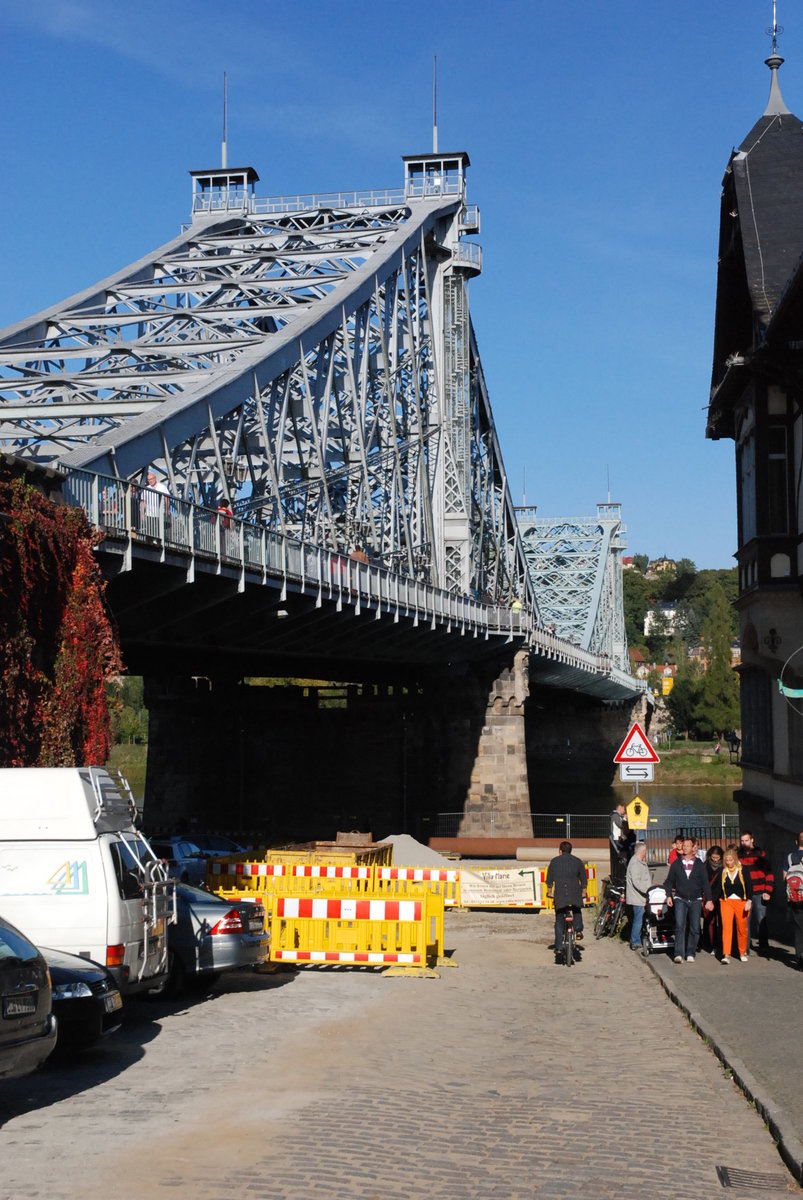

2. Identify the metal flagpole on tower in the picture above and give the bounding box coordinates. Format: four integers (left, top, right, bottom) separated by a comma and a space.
222, 71, 228, 168
433, 56, 438, 153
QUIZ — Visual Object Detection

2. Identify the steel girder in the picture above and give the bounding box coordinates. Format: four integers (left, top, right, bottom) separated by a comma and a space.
0, 185, 532, 606
517, 504, 629, 670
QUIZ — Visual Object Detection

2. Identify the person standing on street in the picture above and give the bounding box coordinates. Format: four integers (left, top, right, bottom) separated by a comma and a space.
718, 845, 752, 964
610, 802, 630, 884
737, 831, 774, 956
545, 841, 587, 965
703, 845, 724, 957
664, 836, 714, 963
625, 842, 651, 951
668, 833, 684, 865
783, 831, 803, 971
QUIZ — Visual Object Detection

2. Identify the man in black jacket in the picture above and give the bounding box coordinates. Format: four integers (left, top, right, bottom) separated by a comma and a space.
664, 837, 714, 963
546, 840, 587, 964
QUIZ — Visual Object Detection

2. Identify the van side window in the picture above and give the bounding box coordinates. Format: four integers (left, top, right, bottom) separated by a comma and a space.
109, 839, 144, 901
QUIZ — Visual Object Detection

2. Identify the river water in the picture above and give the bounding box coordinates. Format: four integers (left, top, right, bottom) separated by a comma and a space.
551, 783, 738, 820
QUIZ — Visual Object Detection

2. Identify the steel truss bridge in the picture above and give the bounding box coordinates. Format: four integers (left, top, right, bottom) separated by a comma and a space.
517, 505, 630, 671
0, 153, 642, 702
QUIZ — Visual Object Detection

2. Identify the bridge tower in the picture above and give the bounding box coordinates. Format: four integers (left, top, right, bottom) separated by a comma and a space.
516, 502, 629, 670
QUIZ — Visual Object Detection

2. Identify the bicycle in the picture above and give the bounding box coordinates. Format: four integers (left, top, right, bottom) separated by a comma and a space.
560, 905, 577, 966
594, 883, 625, 939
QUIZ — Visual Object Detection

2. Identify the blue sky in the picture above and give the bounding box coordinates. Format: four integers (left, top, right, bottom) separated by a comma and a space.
0, 1, 796, 568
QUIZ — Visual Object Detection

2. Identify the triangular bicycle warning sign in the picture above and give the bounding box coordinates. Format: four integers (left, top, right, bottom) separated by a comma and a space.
613, 721, 660, 764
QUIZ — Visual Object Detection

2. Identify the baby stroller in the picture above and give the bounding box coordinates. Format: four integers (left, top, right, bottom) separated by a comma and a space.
641, 884, 675, 956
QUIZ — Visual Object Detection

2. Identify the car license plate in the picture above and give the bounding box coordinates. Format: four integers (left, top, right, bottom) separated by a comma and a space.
104, 991, 123, 1014
3, 995, 36, 1018
248, 918, 264, 934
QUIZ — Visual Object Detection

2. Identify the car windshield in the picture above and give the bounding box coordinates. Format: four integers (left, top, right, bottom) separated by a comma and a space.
0, 922, 39, 965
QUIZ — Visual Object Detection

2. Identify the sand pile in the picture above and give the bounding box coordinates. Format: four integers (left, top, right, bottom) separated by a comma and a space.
377, 833, 455, 868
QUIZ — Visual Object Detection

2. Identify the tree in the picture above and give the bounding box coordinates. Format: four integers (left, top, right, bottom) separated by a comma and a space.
673, 599, 702, 645
631, 553, 648, 574
109, 676, 148, 744
623, 568, 652, 652
694, 585, 740, 738
666, 662, 704, 738
645, 607, 671, 662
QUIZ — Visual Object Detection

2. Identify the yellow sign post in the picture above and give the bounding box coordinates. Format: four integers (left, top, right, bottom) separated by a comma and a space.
626, 795, 650, 830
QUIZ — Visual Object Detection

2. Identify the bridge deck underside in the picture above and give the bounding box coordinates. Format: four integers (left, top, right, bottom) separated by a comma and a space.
99, 542, 523, 678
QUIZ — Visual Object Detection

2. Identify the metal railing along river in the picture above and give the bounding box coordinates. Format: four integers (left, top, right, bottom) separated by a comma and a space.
433, 811, 740, 864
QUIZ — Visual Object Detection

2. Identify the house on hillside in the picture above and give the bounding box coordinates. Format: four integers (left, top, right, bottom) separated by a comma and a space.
644, 603, 677, 636
705, 37, 803, 874
645, 557, 675, 578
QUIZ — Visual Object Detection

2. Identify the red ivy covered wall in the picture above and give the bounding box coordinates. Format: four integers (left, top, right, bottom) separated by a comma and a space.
0, 463, 122, 767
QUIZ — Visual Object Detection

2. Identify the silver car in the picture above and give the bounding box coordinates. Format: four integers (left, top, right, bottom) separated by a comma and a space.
148, 837, 208, 886
155, 885, 267, 997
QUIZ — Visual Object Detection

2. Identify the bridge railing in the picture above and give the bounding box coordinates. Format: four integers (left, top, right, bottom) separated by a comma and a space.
192, 187, 408, 217
63, 469, 531, 640
63, 468, 645, 689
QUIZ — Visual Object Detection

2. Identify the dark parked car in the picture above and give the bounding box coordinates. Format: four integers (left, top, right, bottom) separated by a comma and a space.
0, 913, 57, 1079
191, 834, 247, 858
41, 948, 123, 1049
154, 884, 267, 997
148, 836, 207, 885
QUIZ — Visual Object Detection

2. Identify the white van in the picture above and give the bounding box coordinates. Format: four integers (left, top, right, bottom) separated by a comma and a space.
0, 767, 174, 994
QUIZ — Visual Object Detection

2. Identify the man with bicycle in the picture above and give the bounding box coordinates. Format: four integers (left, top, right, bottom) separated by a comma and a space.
546, 840, 587, 965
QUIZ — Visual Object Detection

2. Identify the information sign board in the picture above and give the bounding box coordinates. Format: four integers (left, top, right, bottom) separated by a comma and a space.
459, 867, 542, 909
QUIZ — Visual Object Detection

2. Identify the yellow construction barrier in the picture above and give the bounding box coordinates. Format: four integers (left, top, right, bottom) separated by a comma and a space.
374, 865, 461, 908
207, 860, 374, 896
269, 892, 442, 975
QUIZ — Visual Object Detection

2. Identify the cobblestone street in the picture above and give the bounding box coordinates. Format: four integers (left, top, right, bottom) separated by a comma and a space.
1, 910, 797, 1199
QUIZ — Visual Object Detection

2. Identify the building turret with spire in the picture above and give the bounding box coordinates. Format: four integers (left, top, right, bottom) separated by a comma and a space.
706, 11, 803, 885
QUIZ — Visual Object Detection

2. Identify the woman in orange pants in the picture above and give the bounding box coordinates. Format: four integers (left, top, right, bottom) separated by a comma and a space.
719, 845, 753, 963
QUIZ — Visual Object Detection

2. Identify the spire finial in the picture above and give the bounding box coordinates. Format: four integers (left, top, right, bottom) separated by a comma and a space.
764, 2, 791, 116
767, 0, 782, 54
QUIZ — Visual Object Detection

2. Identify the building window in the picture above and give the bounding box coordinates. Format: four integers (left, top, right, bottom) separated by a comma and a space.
738, 432, 756, 544
740, 667, 773, 768
767, 424, 789, 533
